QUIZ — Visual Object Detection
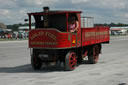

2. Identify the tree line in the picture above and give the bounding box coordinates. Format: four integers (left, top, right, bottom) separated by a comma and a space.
95, 23, 128, 27
7, 23, 35, 31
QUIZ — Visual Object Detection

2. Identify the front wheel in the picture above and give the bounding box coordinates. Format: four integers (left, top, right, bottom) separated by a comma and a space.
31, 53, 42, 70
64, 52, 77, 71
88, 45, 100, 64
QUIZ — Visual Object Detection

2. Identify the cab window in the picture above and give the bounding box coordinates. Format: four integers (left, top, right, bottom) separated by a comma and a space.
33, 14, 66, 32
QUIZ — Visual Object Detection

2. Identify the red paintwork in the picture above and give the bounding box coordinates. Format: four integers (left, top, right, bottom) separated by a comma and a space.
29, 26, 109, 49
81, 26, 109, 46
69, 52, 77, 70
28, 10, 110, 49
29, 29, 72, 48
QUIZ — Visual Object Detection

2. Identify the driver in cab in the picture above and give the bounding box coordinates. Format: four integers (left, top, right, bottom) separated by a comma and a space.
68, 16, 79, 33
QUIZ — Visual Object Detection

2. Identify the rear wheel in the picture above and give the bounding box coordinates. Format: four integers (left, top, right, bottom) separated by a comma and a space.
88, 45, 99, 64
64, 52, 77, 71
31, 53, 42, 70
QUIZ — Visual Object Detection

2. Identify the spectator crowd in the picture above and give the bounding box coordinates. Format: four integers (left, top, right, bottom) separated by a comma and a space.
0, 32, 28, 40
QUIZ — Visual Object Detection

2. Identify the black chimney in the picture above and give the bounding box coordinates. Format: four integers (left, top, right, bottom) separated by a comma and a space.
43, 7, 49, 12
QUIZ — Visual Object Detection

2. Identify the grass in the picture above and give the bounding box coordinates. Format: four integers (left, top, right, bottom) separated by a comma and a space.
0, 38, 28, 41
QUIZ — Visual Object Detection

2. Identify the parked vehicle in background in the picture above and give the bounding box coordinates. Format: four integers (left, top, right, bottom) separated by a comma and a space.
110, 27, 128, 35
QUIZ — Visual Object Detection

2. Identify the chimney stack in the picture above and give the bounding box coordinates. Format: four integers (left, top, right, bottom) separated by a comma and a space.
43, 7, 49, 12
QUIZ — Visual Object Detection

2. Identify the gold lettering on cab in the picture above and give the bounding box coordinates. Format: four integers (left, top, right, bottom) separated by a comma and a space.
30, 31, 56, 40
45, 32, 56, 41
30, 42, 58, 45
31, 32, 44, 40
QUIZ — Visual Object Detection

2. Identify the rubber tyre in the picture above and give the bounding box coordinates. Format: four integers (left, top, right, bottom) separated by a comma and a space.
31, 53, 42, 70
64, 52, 77, 71
88, 45, 99, 64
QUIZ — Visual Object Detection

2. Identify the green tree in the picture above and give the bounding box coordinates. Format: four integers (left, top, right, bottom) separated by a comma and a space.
12, 24, 19, 31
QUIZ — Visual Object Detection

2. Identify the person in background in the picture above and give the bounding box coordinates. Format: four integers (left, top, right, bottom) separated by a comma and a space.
68, 16, 79, 33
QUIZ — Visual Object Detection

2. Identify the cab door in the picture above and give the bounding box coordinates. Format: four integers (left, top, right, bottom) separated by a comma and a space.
71, 30, 81, 48
71, 33, 77, 47
66, 13, 82, 48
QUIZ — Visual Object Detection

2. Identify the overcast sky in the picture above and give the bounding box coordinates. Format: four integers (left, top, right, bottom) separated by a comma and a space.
0, 0, 128, 25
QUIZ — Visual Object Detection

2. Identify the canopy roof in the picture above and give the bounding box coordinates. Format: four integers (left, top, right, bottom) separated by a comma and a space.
28, 10, 82, 15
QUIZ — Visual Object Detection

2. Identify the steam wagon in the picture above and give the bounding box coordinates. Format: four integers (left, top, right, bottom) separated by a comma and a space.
27, 7, 109, 71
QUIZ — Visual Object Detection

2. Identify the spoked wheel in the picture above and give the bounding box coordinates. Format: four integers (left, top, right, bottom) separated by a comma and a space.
88, 45, 99, 64
64, 52, 77, 71
31, 53, 42, 70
